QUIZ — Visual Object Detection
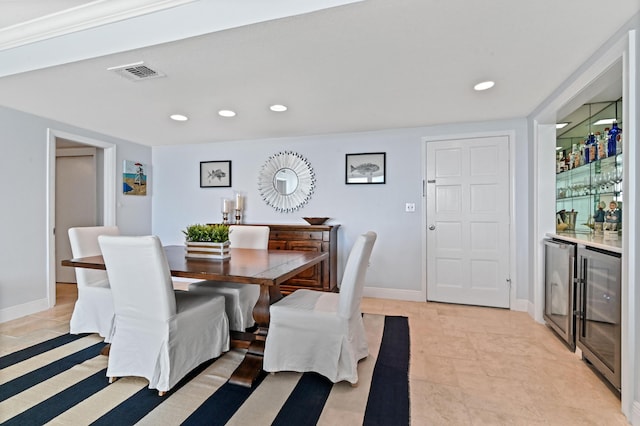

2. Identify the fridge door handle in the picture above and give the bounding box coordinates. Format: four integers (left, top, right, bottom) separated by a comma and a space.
569, 252, 576, 319
574, 275, 583, 318
579, 257, 588, 337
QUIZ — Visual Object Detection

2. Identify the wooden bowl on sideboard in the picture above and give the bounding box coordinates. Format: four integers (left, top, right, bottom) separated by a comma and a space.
303, 217, 329, 225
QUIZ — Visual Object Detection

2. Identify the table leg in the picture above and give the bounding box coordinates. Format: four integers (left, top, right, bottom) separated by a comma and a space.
101, 344, 111, 356
253, 283, 283, 336
228, 283, 282, 387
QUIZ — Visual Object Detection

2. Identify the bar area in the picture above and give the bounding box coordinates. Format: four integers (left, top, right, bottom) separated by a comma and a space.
545, 92, 624, 394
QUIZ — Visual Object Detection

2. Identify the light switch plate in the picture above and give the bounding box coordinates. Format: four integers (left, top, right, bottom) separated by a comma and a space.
405, 202, 416, 212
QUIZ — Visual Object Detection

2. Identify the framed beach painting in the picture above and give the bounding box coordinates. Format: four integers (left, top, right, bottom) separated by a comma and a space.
345, 152, 386, 184
123, 160, 147, 195
201, 161, 232, 187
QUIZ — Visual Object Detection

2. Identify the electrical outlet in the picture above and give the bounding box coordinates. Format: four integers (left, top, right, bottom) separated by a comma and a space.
405, 202, 416, 212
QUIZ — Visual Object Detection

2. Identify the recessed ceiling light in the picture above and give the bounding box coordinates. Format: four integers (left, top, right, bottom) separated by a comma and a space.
474, 81, 495, 91
170, 114, 188, 121
593, 118, 616, 125
556, 122, 569, 129
218, 110, 236, 117
270, 104, 288, 112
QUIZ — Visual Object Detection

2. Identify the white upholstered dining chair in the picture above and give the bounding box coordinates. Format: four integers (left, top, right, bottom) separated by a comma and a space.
98, 235, 229, 395
68, 226, 120, 342
188, 225, 270, 331
263, 231, 377, 385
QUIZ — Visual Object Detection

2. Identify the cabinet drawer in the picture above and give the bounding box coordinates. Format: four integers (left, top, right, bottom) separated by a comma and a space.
270, 231, 323, 241
268, 240, 322, 252
268, 241, 288, 250
287, 240, 322, 252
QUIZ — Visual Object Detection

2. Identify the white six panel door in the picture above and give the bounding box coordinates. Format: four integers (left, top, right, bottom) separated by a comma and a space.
426, 135, 510, 308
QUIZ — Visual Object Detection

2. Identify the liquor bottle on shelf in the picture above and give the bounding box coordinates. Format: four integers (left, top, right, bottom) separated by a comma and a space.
617, 133, 622, 155
568, 152, 576, 170
579, 140, 586, 166
603, 128, 611, 158
585, 133, 597, 164
557, 151, 563, 173
608, 122, 621, 157
583, 137, 590, 164
597, 132, 607, 159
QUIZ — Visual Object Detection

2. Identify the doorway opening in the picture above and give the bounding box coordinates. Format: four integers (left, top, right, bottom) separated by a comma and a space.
46, 129, 116, 308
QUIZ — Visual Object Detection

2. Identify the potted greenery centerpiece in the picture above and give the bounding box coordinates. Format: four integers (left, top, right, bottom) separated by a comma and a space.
183, 223, 231, 260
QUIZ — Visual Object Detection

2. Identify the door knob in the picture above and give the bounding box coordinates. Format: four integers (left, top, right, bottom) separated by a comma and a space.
428, 224, 436, 230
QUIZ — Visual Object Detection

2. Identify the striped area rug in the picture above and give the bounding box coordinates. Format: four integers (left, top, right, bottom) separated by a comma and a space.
0, 315, 409, 426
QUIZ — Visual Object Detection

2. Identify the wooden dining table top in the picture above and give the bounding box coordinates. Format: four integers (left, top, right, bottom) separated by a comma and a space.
62, 245, 328, 286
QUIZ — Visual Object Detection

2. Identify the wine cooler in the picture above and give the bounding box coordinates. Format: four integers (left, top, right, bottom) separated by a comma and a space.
576, 245, 622, 391
543, 239, 577, 350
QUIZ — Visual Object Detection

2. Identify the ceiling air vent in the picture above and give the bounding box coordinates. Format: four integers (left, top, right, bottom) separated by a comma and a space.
107, 61, 166, 82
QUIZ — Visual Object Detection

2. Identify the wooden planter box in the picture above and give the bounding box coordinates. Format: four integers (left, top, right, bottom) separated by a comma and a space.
185, 241, 231, 260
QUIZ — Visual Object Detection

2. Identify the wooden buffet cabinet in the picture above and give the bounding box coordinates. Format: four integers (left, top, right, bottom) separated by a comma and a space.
258, 224, 339, 294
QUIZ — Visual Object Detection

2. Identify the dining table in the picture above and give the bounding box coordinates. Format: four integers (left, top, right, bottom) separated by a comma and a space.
62, 244, 328, 387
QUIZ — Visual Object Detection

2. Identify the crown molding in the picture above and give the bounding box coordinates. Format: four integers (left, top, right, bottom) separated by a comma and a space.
0, 0, 196, 51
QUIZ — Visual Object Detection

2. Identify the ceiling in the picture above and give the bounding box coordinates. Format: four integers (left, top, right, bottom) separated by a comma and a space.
0, 0, 638, 147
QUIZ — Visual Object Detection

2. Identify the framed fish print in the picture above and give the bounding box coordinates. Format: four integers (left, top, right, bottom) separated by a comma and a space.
200, 161, 232, 188
345, 152, 386, 184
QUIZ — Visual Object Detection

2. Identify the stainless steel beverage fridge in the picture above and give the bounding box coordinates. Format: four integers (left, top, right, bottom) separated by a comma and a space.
543, 239, 577, 350
576, 245, 621, 391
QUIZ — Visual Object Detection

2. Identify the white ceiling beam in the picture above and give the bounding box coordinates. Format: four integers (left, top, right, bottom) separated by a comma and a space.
0, 0, 362, 79
0, 0, 197, 51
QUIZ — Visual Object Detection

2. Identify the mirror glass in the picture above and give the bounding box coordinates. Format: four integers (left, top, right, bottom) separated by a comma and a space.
274, 168, 299, 195
258, 151, 315, 212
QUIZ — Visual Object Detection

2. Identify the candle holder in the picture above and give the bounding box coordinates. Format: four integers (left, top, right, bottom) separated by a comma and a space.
234, 193, 244, 225
221, 198, 233, 225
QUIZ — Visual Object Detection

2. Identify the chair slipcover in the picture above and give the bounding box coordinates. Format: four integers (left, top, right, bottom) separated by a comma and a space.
188, 225, 270, 331
263, 231, 377, 384
98, 235, 229, 393
68, 226, 120, 342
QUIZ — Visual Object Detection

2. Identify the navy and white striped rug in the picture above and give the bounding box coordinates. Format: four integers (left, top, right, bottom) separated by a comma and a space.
0, 315, 409, 425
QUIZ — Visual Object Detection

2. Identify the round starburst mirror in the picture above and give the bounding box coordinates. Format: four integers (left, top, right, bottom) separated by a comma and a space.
258, 151, 316, 212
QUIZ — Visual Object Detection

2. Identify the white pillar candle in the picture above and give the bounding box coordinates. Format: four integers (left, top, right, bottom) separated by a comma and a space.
221, 198, 232, 213
235, 193, 244, 211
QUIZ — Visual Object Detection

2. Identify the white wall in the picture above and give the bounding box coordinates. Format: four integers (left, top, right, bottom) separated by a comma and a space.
0, 105, 152, 321
152, 118, 529, 300
0, 107, 528, 319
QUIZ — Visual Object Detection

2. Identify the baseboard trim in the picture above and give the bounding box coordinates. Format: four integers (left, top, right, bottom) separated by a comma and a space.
632, 400, 640, 425
527, 299, 546, 323
0, 298, 49, 323
362, 290, 535, 311
527, 299, 536, 318
363, 287, 424, 302
512, 298, 529, 312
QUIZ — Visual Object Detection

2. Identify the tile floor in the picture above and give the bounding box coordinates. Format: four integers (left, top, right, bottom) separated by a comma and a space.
0, 284, 628, 425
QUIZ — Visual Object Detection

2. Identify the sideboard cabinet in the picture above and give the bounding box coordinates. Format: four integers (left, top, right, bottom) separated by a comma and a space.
259, 224, 339, 294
